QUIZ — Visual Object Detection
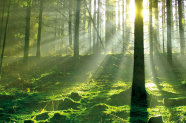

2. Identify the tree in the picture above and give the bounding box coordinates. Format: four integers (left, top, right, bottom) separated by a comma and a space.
166, 0, 172, 64
68, 0, 73, 47
178, 0, 185, 56
74, 0, 81, 61
0, 0, 5, 51
122, 0, 125, 53
93, 0, 97, 54
162, 0, 165, 53
130, 0, 148, 122
24, 0, 32, 63
132, 0, 146, 101
149, 0, 153, 59
0, 0, 11, 77
105, 0, 112, 50
36, 0, 43, 58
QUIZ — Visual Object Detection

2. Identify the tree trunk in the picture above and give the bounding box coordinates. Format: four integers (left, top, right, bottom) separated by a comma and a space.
131, 0, 146, 105
88, 0, 92, 54
178, 0, 185, 56
74, 0, 81, 61
93, 0, 96, 54
96, 0, 100, 54
130, 1, 148, 121
122, 0, 125, 53
105, 0, 112, 50
149, 0, 153, 59
167, 0, 172, 64
154, 0, 160, 54
162, 0, 165, 53
36, 0, 43, 58
24, 0, 31, 63
0, 0, 11, 77
68, 0, 72, 47
0, 0, 5, 51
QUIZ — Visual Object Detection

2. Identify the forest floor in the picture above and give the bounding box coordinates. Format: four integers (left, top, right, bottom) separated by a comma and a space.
0, 54, 185, 123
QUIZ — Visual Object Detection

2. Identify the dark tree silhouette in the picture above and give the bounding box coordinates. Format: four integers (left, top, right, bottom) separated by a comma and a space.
24, 0, 31, 63
0, 0, 11, 77
74, 0, 81, 61
36, 0, 43, 58
130, 0, 148, 122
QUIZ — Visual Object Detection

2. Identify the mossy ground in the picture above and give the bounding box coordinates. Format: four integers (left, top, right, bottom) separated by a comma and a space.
0, 55, 185, 122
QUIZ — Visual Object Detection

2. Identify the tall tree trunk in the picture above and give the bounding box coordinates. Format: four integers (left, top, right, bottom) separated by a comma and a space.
93, 0, 96, 54
178, 0, 185, 56
96, 0, 100, 54
68, 0, 72, 47
130, 1, 148, 121
88, 0, 92, 54
124, 0, 130, 54
36, 0, 43, 58
0, 0, 11, 77
105, 0, 112, 50
54, 14, 57, 53
122, 0, 125, 53
24, 0, 31, 63
74, 0, 81, 61
0, 0, 5, 51
154, 0, 160, 54
167, 0, 172, 64
162, 0, 165, 53
149, 0, 153, 59
131, 0, 147, 106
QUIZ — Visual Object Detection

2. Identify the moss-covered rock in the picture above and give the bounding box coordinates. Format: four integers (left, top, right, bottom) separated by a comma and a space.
148, 116, 163, 123
69, 92, 81, 101
36, 112, 49, 120
58, 98, 80, 110
24, 120, 34, 123
50, 113, 70, 123
87, 104, 108, 122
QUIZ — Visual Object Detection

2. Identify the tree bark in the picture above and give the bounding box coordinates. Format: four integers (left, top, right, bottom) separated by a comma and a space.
24, 0, 31, 63
131, 0, 146, 104
178, 0, 185, 56
167, 0, 172, 64
0, 0, 5, 51
68, 0, 72, 47
74, 0, 81, 61
0, 0, 11, 77
36, 0, 43, 58
149, 0, 153, 59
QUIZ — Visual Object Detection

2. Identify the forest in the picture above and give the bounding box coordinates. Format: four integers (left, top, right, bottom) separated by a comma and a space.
0, 0, 185, 122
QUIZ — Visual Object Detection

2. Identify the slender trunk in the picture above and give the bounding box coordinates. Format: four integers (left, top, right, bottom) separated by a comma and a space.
88, 0, 92, 54
178, 0, 184, 56
0, 0, 11, 77
68, 1, 72, 47
167, 0, 172, 64
149, 0, 153, 59
36, 0, 43, 58
124, 0, 130, 53
74, 0, 81, 61
122, 0, 125, 53
162, 0, 165, 53
93, 0, 96, 54
54, 14, 57, 53
105, 0, 111, 50
0, 0, 5, 50
24, 0, 31, 63
154, 0, 160, 54
96, 0, 100, 54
